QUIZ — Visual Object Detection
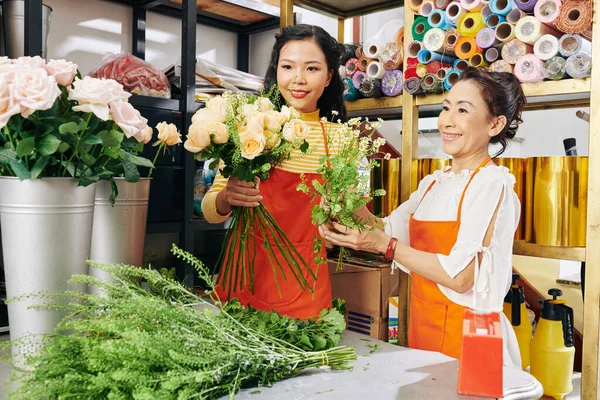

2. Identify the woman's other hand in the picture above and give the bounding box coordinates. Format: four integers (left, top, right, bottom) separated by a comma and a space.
318, 221, 389, 255
216, 177, 262, 214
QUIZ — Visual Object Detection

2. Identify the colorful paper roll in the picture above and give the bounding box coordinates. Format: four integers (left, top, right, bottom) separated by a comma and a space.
454, 58, 470, 71
343, 76, 361, 101
477, 27, 501, 48
412, 16, 432, 42
417, 63, 429, 77
490, 59, 514, 72
484, 47, 501, 63
460, 0, 485, 12
444, 29, 461, 53
501, 38, 533, 64
515, 16, 561, 45
457, 12, 486, 37
558, 34, 592, 57
469, 53, 490, 67
514, 0, 538, 13
506, 8, 526, 23
514, 54, 545, 82
534, 0, 561, 28
404, 77, 424, 94
420, 0, 436, 16
427, 60, 453, 73
533, 34, 560, 60
495, 22, 516, 42
565, 53, 591, 78
489, 0, 515, 15
421, 73, 444, 93
417, 49, 459, 65
359, 77, 383, 98
367, 61, 386, 79
364, 42, 383, 59
428, 9, 452, 29
378, 42, 404, 70
436, 67, 451, 80
407, 57, 420, 69
355, 46, 364, 59
358, 56, 371, 72
395, 27, 405, 45
481, 5, 493, 19
344, 58, 359, 77
446, 2, 466, 25
486, 14, 506, 28
381, 70, 404, 96
424, 28, 447, 52
455, 36, 482, 59
556, 0, 592, 35
543, 56, 566, 80
352, 71, 368, 89
410, 0, 425, 12
435, 0, 453, 9
444, 69, 462, 90
405, 67, 420, 79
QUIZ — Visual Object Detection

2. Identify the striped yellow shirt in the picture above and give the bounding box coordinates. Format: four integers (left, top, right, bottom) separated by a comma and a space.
201, 110, 342, 223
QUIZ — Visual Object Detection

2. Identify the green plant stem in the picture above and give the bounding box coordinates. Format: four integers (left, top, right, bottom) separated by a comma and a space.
62, 112, 92, 177
3, 126, 15, 150
147, 142, 165, 178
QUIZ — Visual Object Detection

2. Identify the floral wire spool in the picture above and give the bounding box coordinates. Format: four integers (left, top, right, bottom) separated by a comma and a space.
489, 0, 514, 15
404, 76, 424, 94
428, 9, 452, 30
454, 58, 471, 72
565, 53, 592, 78
378, 42, 404, 70
412, 16, 432, 41
489, 59, 514, 72
420, 0, 436, 17
514, 0, 538, 13
514, 54, 546, 82
506, 8, 526, 24
534, 0, 561, 28
343, 76, 361, 101
458, 11, 486, 38
455, 36, 482, 59
485, 13, 506, 28
516, 16, 561, 45
469, 53, 490, 67
381, 69, 404, 96
556, 0, 593, 37
357, 56, 371, 72
444, 68, 462, 90
416, 63, 429, 77
477, 27, 501, 48
558, 34, 592, 57
444, 29, 461, 53
495, 22, 516, 43
543, 56, 567, 80
344, 58, 359, 77
424, 28, 447, 52
341, 44, 359, 65
359, 77, 383, 98
407, 41, 425, 58
501, 38, 533, 64
352, 70, 368, 89
446, 1, 466, 25
484, 47, 501, 63
421, 73, 444, 93
533, 34, 560, 60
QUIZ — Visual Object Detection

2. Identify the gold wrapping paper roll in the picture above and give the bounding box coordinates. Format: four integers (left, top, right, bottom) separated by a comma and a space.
524, 157, 534, 242
417, 158, 452, 184
495, 158, 527, 240
371, 158, 401, 216
532, 156, 588, 247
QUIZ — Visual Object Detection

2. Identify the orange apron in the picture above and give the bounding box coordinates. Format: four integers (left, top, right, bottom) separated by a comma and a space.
215, 126, 332, 320
408, 157, 491, 359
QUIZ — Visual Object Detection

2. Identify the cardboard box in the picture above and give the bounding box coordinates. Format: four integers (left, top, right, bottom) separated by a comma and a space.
328, 257, 392, 342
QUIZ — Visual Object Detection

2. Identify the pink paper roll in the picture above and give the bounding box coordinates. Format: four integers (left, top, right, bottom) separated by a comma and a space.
514, 54, 545, 82
534, 0, 562, 28
460, 0, 485, 11
352, 71, 368, 89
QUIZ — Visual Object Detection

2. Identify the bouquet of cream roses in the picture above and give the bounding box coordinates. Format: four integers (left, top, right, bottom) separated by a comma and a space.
184, 91, 313, 297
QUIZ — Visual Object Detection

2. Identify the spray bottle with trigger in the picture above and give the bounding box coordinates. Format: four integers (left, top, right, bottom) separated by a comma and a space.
502, 273, 532, 369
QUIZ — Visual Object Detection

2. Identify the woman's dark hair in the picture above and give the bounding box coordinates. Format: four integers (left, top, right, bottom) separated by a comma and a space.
457, 67, 526, 157
263, 24, 346, 121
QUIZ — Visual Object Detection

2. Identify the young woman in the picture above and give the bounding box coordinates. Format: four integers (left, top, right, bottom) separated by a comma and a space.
202, 24, 345, 320
320, 67, 526, 367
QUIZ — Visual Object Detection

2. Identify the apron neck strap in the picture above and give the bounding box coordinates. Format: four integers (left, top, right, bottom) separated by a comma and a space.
319, 121, 330, 158
456, 156, 492, 221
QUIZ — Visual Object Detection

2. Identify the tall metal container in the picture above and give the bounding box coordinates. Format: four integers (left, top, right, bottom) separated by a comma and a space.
1, 0, 52, 59
371, 158, 401, 216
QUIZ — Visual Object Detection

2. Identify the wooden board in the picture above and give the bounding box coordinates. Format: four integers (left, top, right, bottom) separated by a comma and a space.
170, 0, 275, 24
292, 0, 401, 18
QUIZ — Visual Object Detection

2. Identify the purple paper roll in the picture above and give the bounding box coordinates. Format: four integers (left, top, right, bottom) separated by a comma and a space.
381, 70, 404, 96
404, 77, 423, 94
515, 0, 538, 13
476, 28, 499, 48
352, 71, 368, 89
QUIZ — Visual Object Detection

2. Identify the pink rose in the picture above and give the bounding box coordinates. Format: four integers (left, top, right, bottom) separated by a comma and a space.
14, 56, 46, 69
0, 57, 12, 66
0, 79, 20, 129
69, 77, 130, 121
44, 59, 78, 87
0, 64, 21, 84
109, 100, 147, 140
12, 68, 61, 118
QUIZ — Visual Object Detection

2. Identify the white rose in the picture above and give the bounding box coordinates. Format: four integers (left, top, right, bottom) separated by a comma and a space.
240, 131, 266, 160
245, 113, 264, 134
140, 125, 153, 144
282, 119, 310, 142
0, 79, 20, 129
69, 77, 130, 120
241, 103, 258, 117
191, 108, 215, 124
12, 68, 61, 118
205, 96, 227, 123
264, 130, 281, 150
0, 57, 12, 66
109, 100, 147, 140
184, 122, 211, 153
14, 56, 46, 69
263, 110, 283, 132
255, 97, 274, 112
44, 59, 78, 87
207, 121, 230, 144
0, 64, 21, 84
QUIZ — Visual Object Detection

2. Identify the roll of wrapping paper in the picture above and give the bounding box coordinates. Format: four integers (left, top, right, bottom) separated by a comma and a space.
424, 28, 447, 52
352, 71, 368, 89
490, 59, 514, 72
506, 8, 526, 23
543, 56, 567, 79
458, 12, 486, 38
410, 0, 425, 12
514, 54, 546, 82
367, 61, 386, 79
444, 29, 461, 53
489, 0, 514, 15
405, 67, 420, 79
454, 58, 471, 71
343, 76, 361, 101
534, 0, 561, 28
404, 77, 424, 94
436, 67, 451, 80
407, 41, 425, 58
455, 36, 482, 59
359, 77, 383, 98
427, 60, 453, 73
469, 53, 490, 67
412, 16, 432, 42
481, 5, 493, 18
355, 46, 364, 59
477, 27, 501, 48
558, 34, 592, 57
421, 73, 444, 93
416, 63, 429, 77
378, 42, 404, 70
396, 27, 405, 45
341, 44, 359, 65
418, 49, 459, 65
495, 22, 516, 42
555, 0, 592, 36
444, 69, 462, 90
501, 38, 533, 64
514, 0, 538, 13
533, 34, 560, 60
381, 69, 404, 96
407, 57, 420, 69
435, 0, 453, 8
428, 9, 452, 29
420, 0, 436, 16
446, 2, 466, 25
486, 14, 506, 28
339, 65, 346, 77
358, 56, 371, 72
364, 42, 383, 59
460, 0, 485, 12
484, 46, 501, 63
345, 58, 359, 77
565, 53, 591, 78
515, 16, 561, 45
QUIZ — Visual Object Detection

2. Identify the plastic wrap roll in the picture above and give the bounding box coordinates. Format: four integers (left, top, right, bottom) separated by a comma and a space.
427, 60, 453, 73
416, 63, 429, 77
490, 59, 514, 72
345, 58, 359, 77
558, 34, 592, 57
460, 0, 485, 11
378, 42, 404, 70
355, 46, 364, 59
412, 16, 432, 41
342, 76, 361, 101
514, 0, 538, 12
395, 27, 405, 45
367, 61, 386, 79
339, 65, 346, 77
352, 71, 368, 89
454, 58, 470, 71
477, 27, 501, 48
481, 5, 493, 18
565, 53, 591, 78
495, 22, 516, 42
410, 0, 425, 12
421, 73, 444, 93
484, 47, 501, 63
534, 0, 561, 28
405, 67, 420, 79
444, 29, 461, 53
428, 10, 452, 29
490, 0, 515, 15
455, 36, 482, 59
407, 41, 425, 58
364, 41, 384, 59
516, 16, 561, 45
533, 35, 560, 60
381, 70, 404, 96
407, 57, 420, 69
543, 56, 567, 79
457, 12, 486, 37
446, 2, 466, 25
420, 0, 436, 16
341, 44, 359, 65
436, 67, 451, 80
486, 14, 506, 28
435, 0, 453, 8
360, 77, 383, 98
417, 49, 459, 65
424, 28, 447, 52
444, 69, 462, 90
556, 0, 592, 34
506, 8, 526, 23
469, 53, 490, 67
501, 38, 533, 64
404, 77, 424, 94
358, 56, 371, 72
514, 54, 545, 82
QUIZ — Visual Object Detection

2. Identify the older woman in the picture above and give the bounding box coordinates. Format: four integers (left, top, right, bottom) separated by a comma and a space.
320, 67, 527, 367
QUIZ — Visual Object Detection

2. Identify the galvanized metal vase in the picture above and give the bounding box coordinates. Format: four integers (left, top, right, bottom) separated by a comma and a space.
89, 178, 151, 292
0, 177, 96, 366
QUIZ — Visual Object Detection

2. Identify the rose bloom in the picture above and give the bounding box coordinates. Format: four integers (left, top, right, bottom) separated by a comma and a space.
263, 110, 283, 132
12, 68, 61, 118
255, 97, 274, 112
205, 96, 227, 123
0, 78, 21, 128
156, 122, 182, 146
282, 119, 309, 142
207, 121, 229, 144
44, 59, 78, 87
69, 77, 130, 120
241, 103, 258, 117
184, 122, 211, 153
245, 113, 264, 135
279, 105, 299, 124
264, 130, 282, 150
240, 131, 266, 160
109, 100, 147, 140
140, 125, 153, 144
14, 56, 46, 69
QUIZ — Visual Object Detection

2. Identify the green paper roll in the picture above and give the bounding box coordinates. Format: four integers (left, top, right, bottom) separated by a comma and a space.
412, 16, 432, 42
343, 76, 361, 101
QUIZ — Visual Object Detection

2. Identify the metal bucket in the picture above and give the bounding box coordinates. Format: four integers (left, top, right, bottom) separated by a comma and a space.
89, 178, 151, 292
1, 0, 52, 59
0, 177, 95, 366
371, 158, 401, 216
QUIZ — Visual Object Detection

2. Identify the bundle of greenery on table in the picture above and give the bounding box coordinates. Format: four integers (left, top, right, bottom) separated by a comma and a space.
2, 245, 356, 399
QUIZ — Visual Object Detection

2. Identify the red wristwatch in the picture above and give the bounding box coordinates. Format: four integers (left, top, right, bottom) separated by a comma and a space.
384, 237, 398, 262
